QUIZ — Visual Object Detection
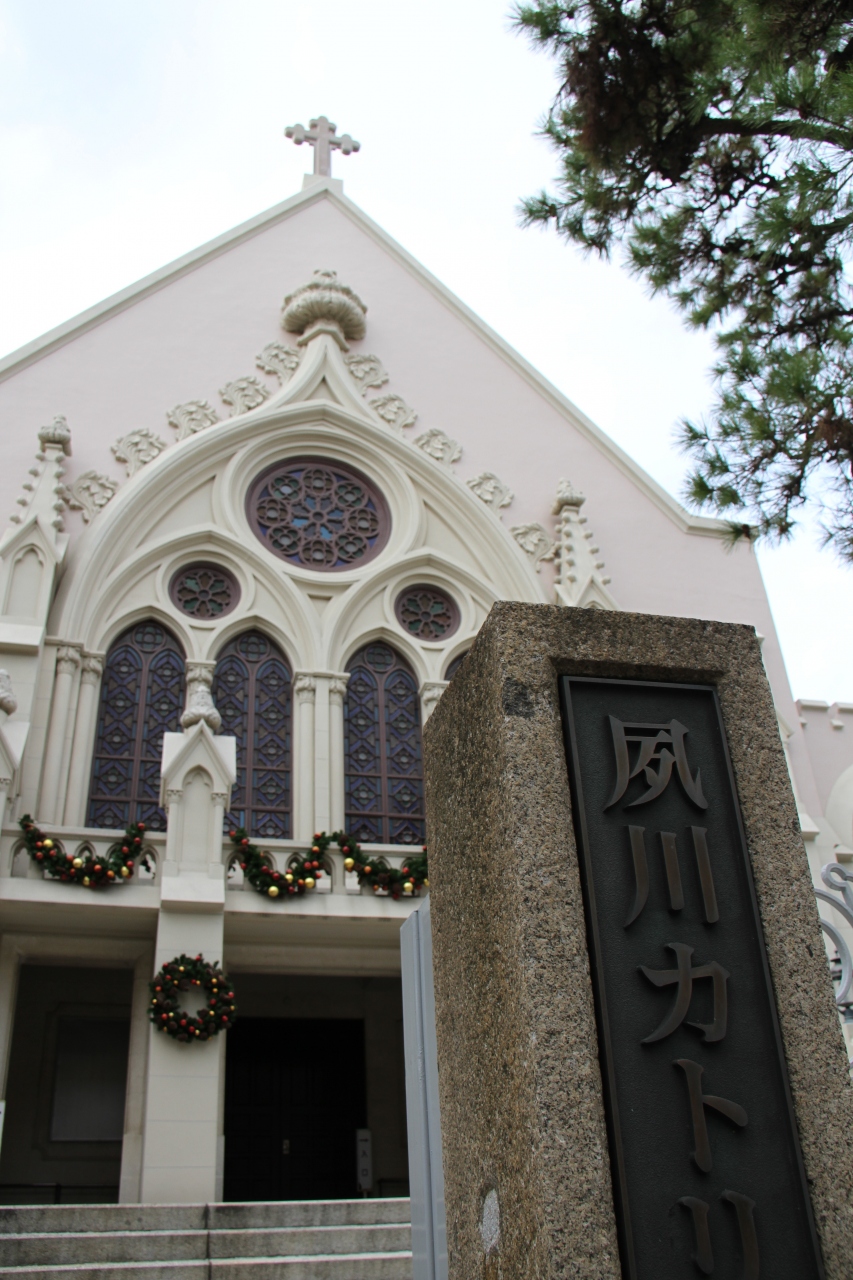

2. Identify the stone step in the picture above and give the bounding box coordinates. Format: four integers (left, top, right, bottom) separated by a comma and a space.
0, 1253, 413, 1280
0, 1200, 411, 1235
0, 1224, 411, 1267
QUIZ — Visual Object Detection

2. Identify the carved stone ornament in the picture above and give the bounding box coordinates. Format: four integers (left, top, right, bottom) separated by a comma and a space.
281, 269, 367, 347
553, 477, 586, 513
414, 428, 462, 466
510, 522, 558, 572
370, 394, 417, 432
219, 376, 270, 416
293, 675, 317, 702
56, 645, 82, 675
167, 400, 220, 441
60, 472, 119, 523
329, 675, 349, 701
181, 662, 221, 733
37, 415, 72, 456
344, 353, 388, 394
420, 680, 449, 722
111, 428, 167, 477
256, 342, 302, 383
81, 654, 105, 685
0, 670, 18, 716
467, 472, 514, 511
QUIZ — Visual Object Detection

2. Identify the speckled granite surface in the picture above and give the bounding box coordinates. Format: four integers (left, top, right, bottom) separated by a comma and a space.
424, 603, 853, 1279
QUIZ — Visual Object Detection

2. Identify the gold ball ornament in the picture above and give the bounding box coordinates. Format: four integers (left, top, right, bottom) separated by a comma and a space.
82, 876, 90, 886
423, 878, 429, 888
120, 866, 130, 877
43, 839, 53, 849
344, 858, 355, 871
403, 882, 414, 895
284, 873, 294, 884
72, 857, 83, 868
268, 885, 280, 898
304, 876, 315, 889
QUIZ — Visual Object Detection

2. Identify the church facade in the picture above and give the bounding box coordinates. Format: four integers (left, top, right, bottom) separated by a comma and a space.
0, 150, 847, 1207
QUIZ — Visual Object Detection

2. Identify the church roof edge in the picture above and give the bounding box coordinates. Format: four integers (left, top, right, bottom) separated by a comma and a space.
0, 176, 727, 539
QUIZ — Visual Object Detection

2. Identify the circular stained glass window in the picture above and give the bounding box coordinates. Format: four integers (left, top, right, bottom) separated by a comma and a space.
394, 585, 460, 641
246, 457, 391, 572
169, 563, 240, 619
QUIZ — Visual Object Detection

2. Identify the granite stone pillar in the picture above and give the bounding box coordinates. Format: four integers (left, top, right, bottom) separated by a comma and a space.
423, 602, 853, 1280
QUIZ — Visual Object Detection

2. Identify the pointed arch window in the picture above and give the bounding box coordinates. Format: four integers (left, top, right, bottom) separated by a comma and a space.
212, 630, 292, 838
344, 642, 424, 845
87, 622, 186, 830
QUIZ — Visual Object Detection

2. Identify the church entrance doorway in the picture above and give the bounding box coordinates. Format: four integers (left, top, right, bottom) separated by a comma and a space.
221, 974, 408, 1202
223, 1017, 366, 1202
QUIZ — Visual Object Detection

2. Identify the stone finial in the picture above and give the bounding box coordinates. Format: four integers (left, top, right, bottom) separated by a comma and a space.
284, 116, 360, 178
181, 662, 221, 732
0, 671, 17, 716
38, 415, 72, 457
281, 270, 367, 348
553, 478, 586, 513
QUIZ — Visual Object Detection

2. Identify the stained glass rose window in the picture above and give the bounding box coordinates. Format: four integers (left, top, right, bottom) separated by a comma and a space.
169, 563, 239, 619
247, 458, 390, 571
394, 585, 459, 641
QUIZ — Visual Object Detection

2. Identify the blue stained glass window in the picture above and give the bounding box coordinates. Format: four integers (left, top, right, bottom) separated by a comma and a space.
87, 623, 186, 830
212, 630, 292, 838
344, 642, 424, 845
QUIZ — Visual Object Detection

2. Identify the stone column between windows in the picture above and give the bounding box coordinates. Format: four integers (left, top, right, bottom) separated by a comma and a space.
39, 643, 81, 823
313, 676, 331, 835
63, 653, 104, 825
293, 676, 316, 842
329, 674, 349, 833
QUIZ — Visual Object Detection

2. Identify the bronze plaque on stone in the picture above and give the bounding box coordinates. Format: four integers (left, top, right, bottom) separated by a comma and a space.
560, 676, 824, 1280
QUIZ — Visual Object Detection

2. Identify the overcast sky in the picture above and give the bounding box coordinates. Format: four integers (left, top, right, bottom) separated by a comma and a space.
1, 0, 850, 700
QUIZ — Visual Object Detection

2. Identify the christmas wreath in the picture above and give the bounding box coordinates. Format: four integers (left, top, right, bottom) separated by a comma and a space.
228, 828, 428, 901
18, 815, 150, 887
149, 953, 236, 1042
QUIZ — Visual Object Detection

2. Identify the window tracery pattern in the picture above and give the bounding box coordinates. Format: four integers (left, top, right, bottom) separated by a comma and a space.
169, 563, 239, 619
87, 623, 186, 830
246, 457, 390, 571
344, 642, 424, 845
394, 585, 459, 640
212, 630, 292, 838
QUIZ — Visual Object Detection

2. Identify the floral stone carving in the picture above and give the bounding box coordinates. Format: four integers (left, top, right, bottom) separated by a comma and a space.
467, 472, 514, 510
181, 662, 221, 732
61, 472, 119, 523
414, 428, 462, 465
282, 269, 367, 347
0, 670, 17, 716
111, 428, 166, 476
256, 342, 301, 383
167, 400, 220, 441
219, 376, 270, 416
510, 523, 557, 572
370, 394, 417, 432
344, 353, 388, 393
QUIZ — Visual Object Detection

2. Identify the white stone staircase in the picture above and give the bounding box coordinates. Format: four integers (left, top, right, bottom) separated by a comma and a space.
0, 1199, 412, 1278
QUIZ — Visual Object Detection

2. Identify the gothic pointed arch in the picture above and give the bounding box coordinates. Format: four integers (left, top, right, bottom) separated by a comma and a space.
87, 621, 186, 830
344, 641, 424, 845
211, 629, 292, 838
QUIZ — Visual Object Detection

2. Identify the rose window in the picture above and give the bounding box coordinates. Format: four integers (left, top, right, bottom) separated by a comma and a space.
394, 585, 459, 640
169, 563, 240, 619
247, 458, 390, 571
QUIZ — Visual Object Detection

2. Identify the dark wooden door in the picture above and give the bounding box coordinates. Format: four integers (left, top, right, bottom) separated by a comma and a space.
223, 1018, 366, 1202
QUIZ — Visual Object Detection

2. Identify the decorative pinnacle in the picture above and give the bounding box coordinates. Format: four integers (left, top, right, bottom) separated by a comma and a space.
285, 116, 360, 177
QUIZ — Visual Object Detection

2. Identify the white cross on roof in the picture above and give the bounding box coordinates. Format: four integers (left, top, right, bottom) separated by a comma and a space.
284, 116, 361, 178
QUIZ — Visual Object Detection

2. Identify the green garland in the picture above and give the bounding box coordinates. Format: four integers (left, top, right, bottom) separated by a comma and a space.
229, 828, 428, 901
19, 815, 150, 887
148, 953, 236, 1042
